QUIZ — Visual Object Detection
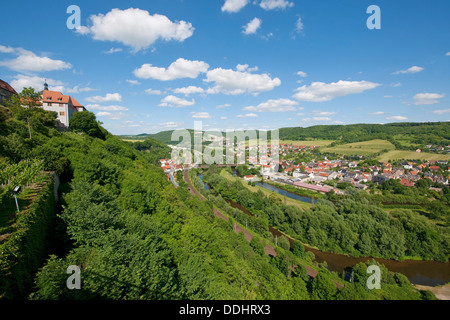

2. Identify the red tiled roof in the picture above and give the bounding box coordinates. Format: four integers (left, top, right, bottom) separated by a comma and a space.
400, 179, 415, 187
42, 90, 70, 104
0, 79, 18, 95
71, 97, 83, 107
293, 181, 332, 193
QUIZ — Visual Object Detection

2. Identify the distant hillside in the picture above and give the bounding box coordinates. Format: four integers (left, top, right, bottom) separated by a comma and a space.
125, 122, 450, 148
120, 129, 197, 145
279, 122, 450, 145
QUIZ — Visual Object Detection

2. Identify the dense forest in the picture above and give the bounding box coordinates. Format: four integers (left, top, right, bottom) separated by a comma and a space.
0, 89, 441, 300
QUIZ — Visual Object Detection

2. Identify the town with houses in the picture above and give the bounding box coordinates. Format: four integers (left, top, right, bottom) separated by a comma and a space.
160, 141, 450, 195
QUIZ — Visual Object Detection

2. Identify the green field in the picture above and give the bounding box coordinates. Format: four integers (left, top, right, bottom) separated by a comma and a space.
321, 139, 395, 156
377, 150, 450, 162
280, 139, 334, 147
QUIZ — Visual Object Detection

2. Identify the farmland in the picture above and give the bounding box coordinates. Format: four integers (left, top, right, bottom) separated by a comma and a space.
280, 140, 334, 147
321, 139, 395, 156
377, 150, 450, 162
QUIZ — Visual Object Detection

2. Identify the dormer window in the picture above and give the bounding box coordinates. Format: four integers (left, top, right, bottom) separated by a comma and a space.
47, 97, 52, 100
57, 98, 62, 101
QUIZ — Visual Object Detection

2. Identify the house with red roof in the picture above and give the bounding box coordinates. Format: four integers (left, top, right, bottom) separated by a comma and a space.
40, 81, 86, 127
0, 79, 18, 105
399, 179, 415, 187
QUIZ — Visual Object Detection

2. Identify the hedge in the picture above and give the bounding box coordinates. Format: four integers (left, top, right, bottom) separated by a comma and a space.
0, 175, 56, 299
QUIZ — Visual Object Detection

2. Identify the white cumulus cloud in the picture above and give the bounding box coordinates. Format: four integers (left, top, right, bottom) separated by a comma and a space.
259, 0, 294, 10
222, 0, 249, 13
243, 18, 262, 35
295, 17, 304, 33
431, 108, 450, 114
413, 93, 445, 105
237, 113, 258, 118
134, 58, 209, 80
75, 8, 194, 52
0, 46, 72, 72
293, 80, 381, 102
144, 88, 162, 95
159, 95, 195, 107
205, 67, 281, 95
9, 74, 92, 94
173, 86, 205, 95
243, 98, 298, 112
126, 79, 141, 85
85, 93, 122, 103
392, 66, 424, 75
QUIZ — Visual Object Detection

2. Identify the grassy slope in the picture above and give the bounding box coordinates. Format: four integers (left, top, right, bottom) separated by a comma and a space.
377, 150, 450, 162
322, 139, 395, 156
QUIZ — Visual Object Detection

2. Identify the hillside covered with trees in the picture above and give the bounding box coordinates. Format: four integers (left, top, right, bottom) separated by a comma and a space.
0, 88, 440, 300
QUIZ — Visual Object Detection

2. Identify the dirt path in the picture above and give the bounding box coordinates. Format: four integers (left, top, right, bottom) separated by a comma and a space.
414, 283, 450, 300
183, 169, 343, 289
184, 170, 205, 200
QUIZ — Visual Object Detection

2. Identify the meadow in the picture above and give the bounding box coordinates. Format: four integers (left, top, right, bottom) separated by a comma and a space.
377, 150, 450, 162
320, 139, 395, 156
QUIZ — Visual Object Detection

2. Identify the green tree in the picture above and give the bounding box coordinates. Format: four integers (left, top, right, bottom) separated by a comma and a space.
15, 87, 41, 140
293, 240, 306, 258
311, 269, 337, 300
249, 235, 265, 256
69, 111, 105, 139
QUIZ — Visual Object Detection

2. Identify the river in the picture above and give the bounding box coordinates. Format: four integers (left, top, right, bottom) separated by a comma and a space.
198, 172, 450, 286
255, 182, 317, 204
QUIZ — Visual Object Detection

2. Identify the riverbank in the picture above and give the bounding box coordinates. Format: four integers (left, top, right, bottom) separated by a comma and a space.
186, 170, 345, 289
201, 169, 450, 287
413, 283, 450, 300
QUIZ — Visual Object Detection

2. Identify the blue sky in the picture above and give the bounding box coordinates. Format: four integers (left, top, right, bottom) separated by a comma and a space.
1, 0, 449, 135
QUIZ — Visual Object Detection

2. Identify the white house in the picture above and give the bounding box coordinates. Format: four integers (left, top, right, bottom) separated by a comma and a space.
40, 82, 86, 127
